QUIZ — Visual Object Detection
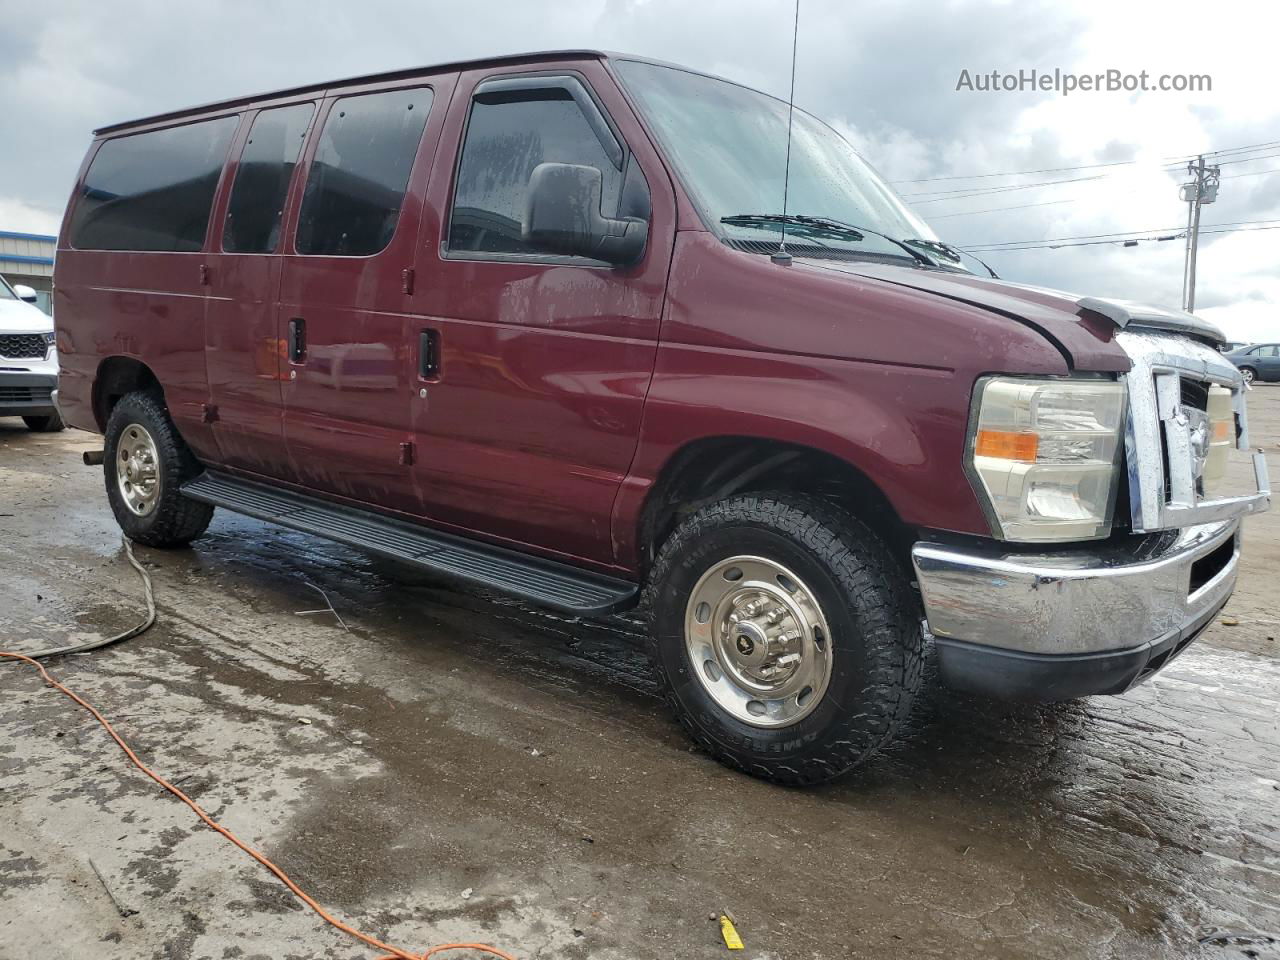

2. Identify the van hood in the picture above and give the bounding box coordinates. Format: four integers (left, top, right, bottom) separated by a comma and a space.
0, 297, 52, 334
797, 259, 1225, 372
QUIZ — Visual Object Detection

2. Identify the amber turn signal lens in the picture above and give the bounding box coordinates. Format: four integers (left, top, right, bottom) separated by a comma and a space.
975, 428, 1039, 462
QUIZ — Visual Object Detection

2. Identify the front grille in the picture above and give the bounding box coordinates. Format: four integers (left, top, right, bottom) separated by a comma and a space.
0, 386, 51, 403
0, 334, 48, 359
1162, 375, 1214, 500
1180, 377, 1209, 412
1118, 329, 1264, 532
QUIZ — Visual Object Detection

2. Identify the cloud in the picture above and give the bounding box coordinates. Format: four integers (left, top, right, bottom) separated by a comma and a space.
1, 0, 1275, 341
0, 197, 60, 235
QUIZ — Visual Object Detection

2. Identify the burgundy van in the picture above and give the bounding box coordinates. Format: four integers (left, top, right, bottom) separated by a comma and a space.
54, 51, 1271, 784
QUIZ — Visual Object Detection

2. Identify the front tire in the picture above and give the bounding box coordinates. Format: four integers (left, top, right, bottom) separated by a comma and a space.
1241, 366, 1257, 385
23, 412, 65, 432
104, 391, 213, 547
645, 493, 922, 786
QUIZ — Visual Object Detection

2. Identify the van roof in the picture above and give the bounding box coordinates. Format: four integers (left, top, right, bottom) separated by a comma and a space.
93, 49, 610, 135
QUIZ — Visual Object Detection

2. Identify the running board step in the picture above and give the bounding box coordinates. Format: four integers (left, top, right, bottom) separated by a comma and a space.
181, 472, 638, 616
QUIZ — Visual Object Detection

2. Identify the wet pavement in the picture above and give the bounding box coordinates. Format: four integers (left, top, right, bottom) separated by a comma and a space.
2, 391, 1279, 960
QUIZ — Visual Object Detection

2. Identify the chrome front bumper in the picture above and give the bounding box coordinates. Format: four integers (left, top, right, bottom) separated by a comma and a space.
912, 519, 1242, 699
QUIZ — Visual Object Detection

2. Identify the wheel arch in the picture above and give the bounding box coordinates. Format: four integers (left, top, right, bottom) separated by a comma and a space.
93, 356, 162, 432
636, 435, 914, 577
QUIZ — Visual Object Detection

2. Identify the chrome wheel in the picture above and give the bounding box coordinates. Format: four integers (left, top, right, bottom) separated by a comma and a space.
684, 555, 833, 728
1241, 367, 1256, 385
116, 423, 161, 516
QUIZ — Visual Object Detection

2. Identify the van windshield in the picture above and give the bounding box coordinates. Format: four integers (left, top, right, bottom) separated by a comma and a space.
614, 59, 967, 270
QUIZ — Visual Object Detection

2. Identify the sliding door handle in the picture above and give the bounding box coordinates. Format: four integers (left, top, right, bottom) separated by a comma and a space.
419, 329, 440, 379
288, 317, 306, 363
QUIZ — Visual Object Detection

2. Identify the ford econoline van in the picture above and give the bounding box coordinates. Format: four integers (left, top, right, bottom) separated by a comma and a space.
54, 51, 1271, 784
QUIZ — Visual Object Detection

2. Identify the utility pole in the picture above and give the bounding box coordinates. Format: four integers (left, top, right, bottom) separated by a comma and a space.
1180, 155, 1220, 312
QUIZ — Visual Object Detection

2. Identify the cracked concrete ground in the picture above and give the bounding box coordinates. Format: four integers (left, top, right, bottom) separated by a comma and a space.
1, 390, 1278, 960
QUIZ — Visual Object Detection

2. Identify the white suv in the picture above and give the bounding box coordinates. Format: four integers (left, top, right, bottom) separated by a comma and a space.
0, 276, 62, 432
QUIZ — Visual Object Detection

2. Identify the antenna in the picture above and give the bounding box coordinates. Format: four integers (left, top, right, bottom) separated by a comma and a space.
772, 0, 801, 265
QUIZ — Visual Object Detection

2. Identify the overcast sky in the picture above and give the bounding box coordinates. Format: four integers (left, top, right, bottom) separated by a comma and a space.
2, 0, 1276, 341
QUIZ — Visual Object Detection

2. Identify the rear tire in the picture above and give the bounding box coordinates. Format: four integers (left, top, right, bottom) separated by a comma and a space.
104, 391, 213, 547
645, 492, 922, 786
23, 412, 64, 432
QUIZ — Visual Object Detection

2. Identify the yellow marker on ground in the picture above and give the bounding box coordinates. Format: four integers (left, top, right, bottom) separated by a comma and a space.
719, 914, 744, 950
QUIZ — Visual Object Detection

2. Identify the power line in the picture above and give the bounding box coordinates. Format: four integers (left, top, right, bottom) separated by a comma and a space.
966, 226, 1186, 248
902, 173, 1111, 202
960, 217, 1280, 249
896, 140, 1280, 199
1212, 151, 1280, 168
893, 139, 1280, 186
893, 158, 1138, 184
920, 167, 1280, 225
1222, 166, 1280, 180
961, 220, 1280, 253
904, 154, 1280, 204
928, 198, 1078, 220
1163, 139, 1280, 163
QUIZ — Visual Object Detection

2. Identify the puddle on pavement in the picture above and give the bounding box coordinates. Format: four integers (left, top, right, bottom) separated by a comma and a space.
5, 459, 1278, 959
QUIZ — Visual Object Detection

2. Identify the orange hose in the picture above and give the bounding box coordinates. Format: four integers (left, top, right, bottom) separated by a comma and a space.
1, 650, 517, 960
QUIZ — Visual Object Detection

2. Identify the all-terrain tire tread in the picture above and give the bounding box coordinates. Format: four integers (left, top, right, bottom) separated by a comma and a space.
643, 492, 922, 786
104, 391, 213, 547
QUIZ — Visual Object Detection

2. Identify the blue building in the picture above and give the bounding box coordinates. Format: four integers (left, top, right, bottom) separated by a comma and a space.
0, 230, 55, 314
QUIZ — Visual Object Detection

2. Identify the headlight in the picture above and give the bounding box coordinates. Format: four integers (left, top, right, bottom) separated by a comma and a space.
968, 377, 1126, 542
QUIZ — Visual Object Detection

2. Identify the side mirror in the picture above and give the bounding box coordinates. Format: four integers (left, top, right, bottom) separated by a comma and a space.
12, 284, 38, 304
523, 162, 647, 266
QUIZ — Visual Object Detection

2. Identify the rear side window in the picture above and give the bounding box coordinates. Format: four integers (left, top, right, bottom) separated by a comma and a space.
70, 116, 239, 252
295, 88, 432, 257
449, 86, 623, 255
223, 103, 314, 253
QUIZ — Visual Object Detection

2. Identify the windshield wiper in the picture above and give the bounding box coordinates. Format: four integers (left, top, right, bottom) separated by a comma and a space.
905, 238, 1000, 278
721, 214, 865, 243
721, 214, 936, 268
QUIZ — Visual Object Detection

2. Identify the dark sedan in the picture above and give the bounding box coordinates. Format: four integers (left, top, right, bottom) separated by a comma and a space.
1225, 343, 1280, 384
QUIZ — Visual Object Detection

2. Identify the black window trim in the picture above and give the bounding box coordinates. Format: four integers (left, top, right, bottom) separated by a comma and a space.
442, 69, 635, 268
68, 111, 245, 254
220, 100, 318, 256
293, 83, 435, 260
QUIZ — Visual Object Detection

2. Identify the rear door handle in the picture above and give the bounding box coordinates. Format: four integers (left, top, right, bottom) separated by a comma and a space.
419, 329, 440, 380
288, 317, 306, 363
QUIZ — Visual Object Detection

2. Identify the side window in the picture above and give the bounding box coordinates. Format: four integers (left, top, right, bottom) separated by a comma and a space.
449, 81, 624, 256
295, 88, 432, 257
223, 103, 314, 253
69, 116, 239, 252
